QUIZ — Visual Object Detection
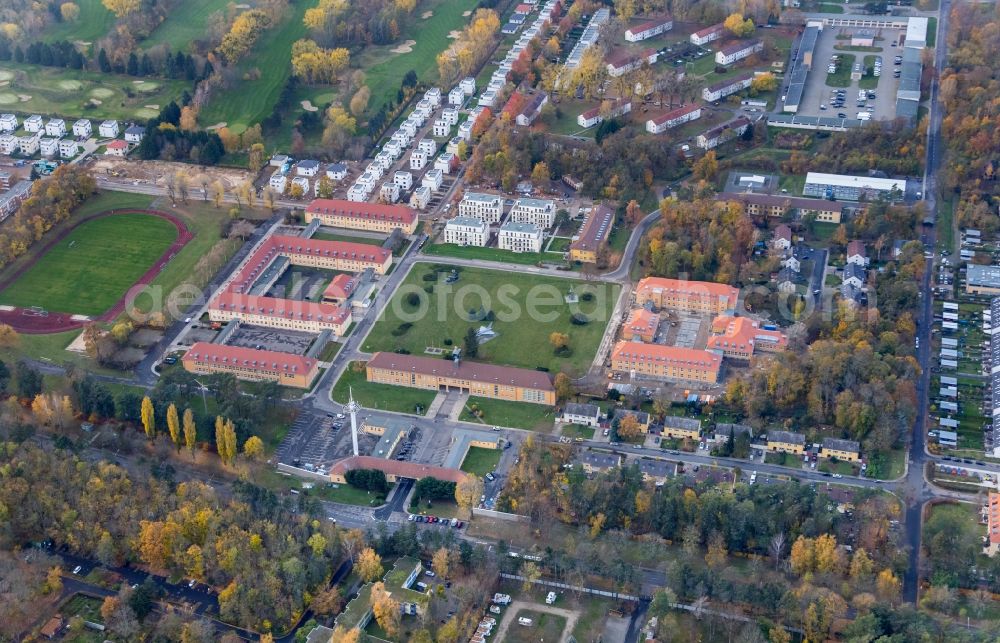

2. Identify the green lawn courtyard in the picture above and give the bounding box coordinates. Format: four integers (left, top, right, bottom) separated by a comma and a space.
0, 212, 178, 316
361, 264, 620, 376
332, 361, 436, 414
826, 53, 855, 88
422, 242, 554, 266
460, 446, 502, 477
461, 396, 556, 432
560, 423, 595, 440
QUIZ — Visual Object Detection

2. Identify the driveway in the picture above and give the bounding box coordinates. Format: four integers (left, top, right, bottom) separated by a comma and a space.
492, 600, 580, 643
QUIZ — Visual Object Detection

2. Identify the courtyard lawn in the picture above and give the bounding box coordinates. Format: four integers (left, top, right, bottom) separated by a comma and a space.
332, 361, 436, 414
42, 0, 115, 44
142, 0, 235, 50
312, 231, 386, 245
359, 0, 479, 119
461, 396, 556, 432
362, 265, 619, 375
547, 99, 600, 137
826, 53, 855, 88
0, 63, 188, 122
460, 446, 502, 477
561, 423, 595, 440
0, 213, 178, 316
422, 242, 552, 266
199, 0, 309, 132
317, 482, 390, 506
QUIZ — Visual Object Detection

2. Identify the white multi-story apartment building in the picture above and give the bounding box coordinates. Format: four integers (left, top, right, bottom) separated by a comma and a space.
423, 168, 444, 191
39, 137, 59, 157
380, 182, 400, 203
98, 120, 119, 138
498, 221, 543, 253
59, 139, 78, 158
410, 185, 431, 210
0, 134, 17, 154
394, 171, 413, 191
72, 119, 92, 138
23, 115, 43, 133
0, 114, 17, 132
459, 192, 504, 223
418, 138, 437, 155
410, 151, 427, 170
444, 216, 489, 246
509, 197, 556, 229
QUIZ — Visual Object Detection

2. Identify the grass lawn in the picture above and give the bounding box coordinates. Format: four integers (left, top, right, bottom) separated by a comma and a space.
0, 63, 188, 122
317, 482, 390, 506
332, 361, 436, 414
422, 242, 552, 266
778, 174, 806, 196
547, 237, 571, 253
817, 2, 845, 12
764, 451, 803, 468
199, 0, 309, 132
318, 340, 343, 361
411, 498, 464, 519
818, 458, 859, 476
506, 610, 567, 643
460, 446, 502, 476
937, 196, 955, 252
825, 274, 842, 287
62, 594, 105, 623
461, 396, 556, 432
561, 423, 595, 440
0, 212, 177, 316
825, 53, 855, 88
142, 0, 234, 50
548, 99, 599, 136
359, 0, 479, 120
927, 17, 938, 48
42, 0, 115, 44
362, 265, 619, 375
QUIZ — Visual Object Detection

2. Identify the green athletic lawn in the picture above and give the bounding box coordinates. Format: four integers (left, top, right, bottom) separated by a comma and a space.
460, 446, 502, 477
42, 0, 115, 44
0, 62, 188, 122
142, 0, 235, 50
0, 213, 178, 316
199, 0, 309, 131
362, 265, 619, 375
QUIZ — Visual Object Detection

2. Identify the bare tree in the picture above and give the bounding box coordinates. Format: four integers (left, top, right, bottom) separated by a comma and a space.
769, 532, 786, 568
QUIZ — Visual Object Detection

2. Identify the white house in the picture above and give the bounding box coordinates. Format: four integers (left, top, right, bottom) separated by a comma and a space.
715, 39, 763, 66
124, 125, 146, 143
269, 173, 288, 193
781, 254, 801, 273
59, 139, 78, 158
509, 197, 556, 228
842, 263, 866, 289
394, 171, 413, 191
409, 150, 427, 171
561, 402, 601, 426
18, 135, 39, 155
418, 138, 437, 155
0, 114, 17, 132
442, 107, 459, 126
358, 171, 378, 190
410, 185, 432, 210
515, 93, 548, 126
446, 136, 463, 155
297, 160, 320, 177
695, 116, 750, 150
689, 22, 724, 45
365, 163, 384, 181
347, 184, 369, 202
415, 99, 433, 117
460, 77, 476, 96
498, 221, 543, 253
435, 152, 457, 174
478, 90, 498, 109
98, 120, 119, 138
646, 103, 701, 134
400, 121, 418, 138
39, 137, 59, 158
0, 134, 16, 155
578, 100, 632, 128
72, 119, 92, 138
23, 115, 43, 133
270, 154, 290, 167
625, 17, 673, 42
42, 118, 63, 139
444, 216, 489, 246
105, 139, 129, 157
422, 168, 444, 191
702, 74, 754, 102
380, 182, 400, 203
459, 192, 504, 223
448, 87, 466, 107
326, 163, 348, 181
373, 152, 393, 171
433, 120, 451, 138
605, 48, 658, 77
458, 121, 473, 141
425, 87, 442, 108
291, 176, 310, 194
384, 141, 402, 160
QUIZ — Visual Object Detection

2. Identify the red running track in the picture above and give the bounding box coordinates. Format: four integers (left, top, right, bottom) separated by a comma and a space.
0, 209, 193, 334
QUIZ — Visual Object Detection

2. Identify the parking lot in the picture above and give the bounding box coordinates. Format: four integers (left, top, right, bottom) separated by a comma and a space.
226, 324, 315, 355
793, 25, 906, 122
275, 411, 365, 470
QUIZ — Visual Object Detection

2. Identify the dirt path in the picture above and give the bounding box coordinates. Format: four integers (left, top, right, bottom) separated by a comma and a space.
493, 600, 580, 643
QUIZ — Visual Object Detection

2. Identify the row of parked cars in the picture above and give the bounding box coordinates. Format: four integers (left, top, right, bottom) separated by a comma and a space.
408, 514, 464, 528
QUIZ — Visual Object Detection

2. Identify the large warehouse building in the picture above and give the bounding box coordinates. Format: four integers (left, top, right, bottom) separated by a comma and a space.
803, 172, 905, 201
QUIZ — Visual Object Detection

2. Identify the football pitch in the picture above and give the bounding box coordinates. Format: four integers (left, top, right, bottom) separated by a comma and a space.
0, 213, 178, 317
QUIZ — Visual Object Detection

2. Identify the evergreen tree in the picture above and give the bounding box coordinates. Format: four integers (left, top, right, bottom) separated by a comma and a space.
126, 52, 139, 76
97, 48, 110, 72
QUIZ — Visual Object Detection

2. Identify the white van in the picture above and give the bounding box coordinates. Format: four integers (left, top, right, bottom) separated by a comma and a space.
749, 471, 757, 484
518, 617, 533, 626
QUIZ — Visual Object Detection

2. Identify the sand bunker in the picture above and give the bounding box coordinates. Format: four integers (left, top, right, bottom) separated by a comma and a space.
134, 107, 158, 118
0, 93, 16, 104
301, 100, 318, 112
89, 99, 103, 105
447, 30, 462, 39
91, 87, 115, 98
133, 81, 160, 92
144, 104, 160, 110
391, 39, 416, 53
0, 70, 14, 81
0, 81, 7, 88
57, 80, 83, 91
421, 10, 433, 18
462, 10, 471, 16
205, 122, 227, 130
18, 94, 30, 102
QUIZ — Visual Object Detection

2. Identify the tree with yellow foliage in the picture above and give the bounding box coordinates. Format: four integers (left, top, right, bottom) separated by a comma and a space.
616, 414, 642, 440
291, 39, 350, 85
243, 435, 265, 461
219, 10, 271, 64
875, 568, 901, 603
357, 547, 384, 582
723, 13, 756, 38
166, 403, 180, 450
432, 547, 451, 578
140, 396, 155, 439
183, 408, 197, 455
454, 474, 484, 517
789, 535, 815, 576
102, 0, 140, 18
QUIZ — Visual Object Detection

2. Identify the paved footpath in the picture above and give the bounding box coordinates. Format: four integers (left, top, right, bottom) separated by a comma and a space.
492, 600, 581, 643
